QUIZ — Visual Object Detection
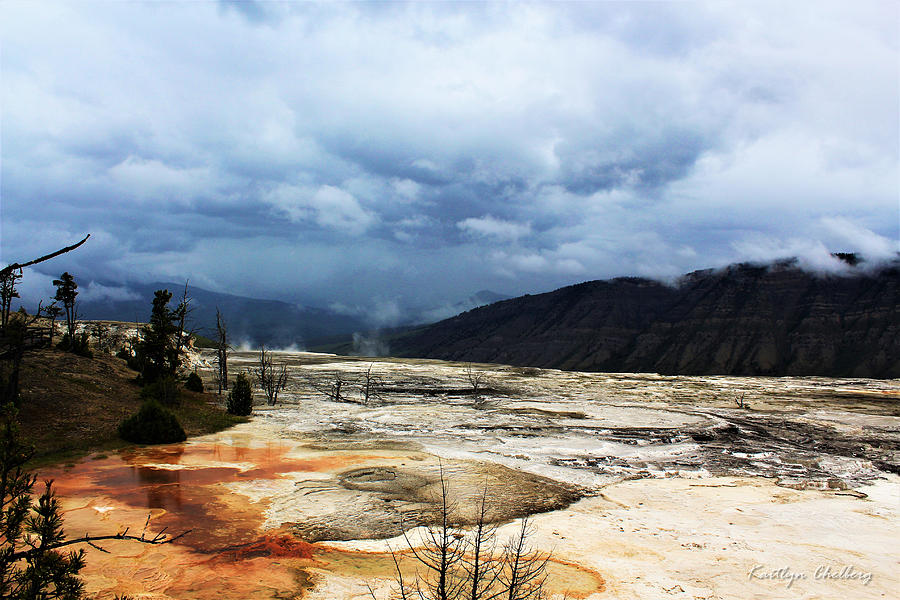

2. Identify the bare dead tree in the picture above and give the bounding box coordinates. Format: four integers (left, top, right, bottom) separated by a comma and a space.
401, 464, 467, 600
499, 517, 549, 600
359, 363, 381, 405
214, 308, 228, 395
2, 236, 90, 405
6, 506, 192, 562
271, 363, 289, 405
256, 346, 270, 394
173, 281, 196, 362
304, 371, 364, 404
330, 373, 347, 403
385, 469, 551, 600
465, 364, 488, 396
463, 487, 501, 600
254, 345, 289, 406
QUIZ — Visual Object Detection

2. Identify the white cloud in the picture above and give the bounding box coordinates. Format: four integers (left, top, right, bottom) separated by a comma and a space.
817, 217, 898, 259
391, 178, 421, 202
79, 282, 140, 302
489, 250, 586, 277
264, 184, 377, 235
107, 156, 212, 204
310, 186, 378, 235
458, 216, 531, 241
729, 218, 899, 273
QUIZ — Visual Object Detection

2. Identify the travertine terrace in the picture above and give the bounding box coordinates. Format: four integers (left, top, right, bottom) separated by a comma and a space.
45, 351, 899, 599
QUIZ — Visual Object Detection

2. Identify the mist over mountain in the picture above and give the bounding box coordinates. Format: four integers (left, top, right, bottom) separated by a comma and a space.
410, 290, 511, 325
390, 258, 900, 378
72, 282, 368, 348
62, 282, 509, 348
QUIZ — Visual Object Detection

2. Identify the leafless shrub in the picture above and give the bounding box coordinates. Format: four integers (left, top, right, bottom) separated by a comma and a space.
254, 345, 288, 406
464, 364, 488, 397
305, 371, 365, 404
359, 363, 382, 405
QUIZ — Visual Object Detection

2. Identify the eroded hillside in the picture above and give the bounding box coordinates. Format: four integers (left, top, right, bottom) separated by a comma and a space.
391, 261, 900, 377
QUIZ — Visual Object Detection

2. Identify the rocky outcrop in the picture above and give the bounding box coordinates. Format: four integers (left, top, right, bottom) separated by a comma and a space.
393, 260, 900, 378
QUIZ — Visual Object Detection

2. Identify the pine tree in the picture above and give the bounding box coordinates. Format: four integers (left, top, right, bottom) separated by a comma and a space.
136, 290, 180, 384
51, 273, 78, 343
1, 408, 86, 599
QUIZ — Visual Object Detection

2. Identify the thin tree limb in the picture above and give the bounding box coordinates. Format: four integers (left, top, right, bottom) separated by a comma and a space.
0, 235, 90, 278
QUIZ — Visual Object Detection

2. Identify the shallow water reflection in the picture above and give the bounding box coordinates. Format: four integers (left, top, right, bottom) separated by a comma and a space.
39, 429, 603, 599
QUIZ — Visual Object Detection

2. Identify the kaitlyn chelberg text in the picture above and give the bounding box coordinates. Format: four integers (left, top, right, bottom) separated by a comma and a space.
748, 564, 873, 588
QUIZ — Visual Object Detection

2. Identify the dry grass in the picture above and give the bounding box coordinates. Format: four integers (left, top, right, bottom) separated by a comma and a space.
16, 348, 247, 467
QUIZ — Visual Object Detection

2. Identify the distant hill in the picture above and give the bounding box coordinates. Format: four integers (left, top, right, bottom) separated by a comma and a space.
75, 282, 367, 348
390, 259, 900, 378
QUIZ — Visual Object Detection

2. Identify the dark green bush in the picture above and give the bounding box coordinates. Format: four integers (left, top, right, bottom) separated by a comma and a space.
139, 376, 180, 407
227, 373, 252, 416
185, 372, 204, 393
118, 400, 186, 444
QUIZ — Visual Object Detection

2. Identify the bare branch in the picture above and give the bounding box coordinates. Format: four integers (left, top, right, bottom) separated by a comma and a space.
7, 527, 192, 562
0, 234, 90, 278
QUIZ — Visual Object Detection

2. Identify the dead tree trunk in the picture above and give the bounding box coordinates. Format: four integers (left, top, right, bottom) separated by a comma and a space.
215, 308, 228, 395
359, 363, 381, 405
254, 345, 288, 405
174, 281, 195, 361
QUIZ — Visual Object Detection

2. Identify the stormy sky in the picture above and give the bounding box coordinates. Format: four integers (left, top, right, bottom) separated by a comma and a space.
2, 1, 898, 318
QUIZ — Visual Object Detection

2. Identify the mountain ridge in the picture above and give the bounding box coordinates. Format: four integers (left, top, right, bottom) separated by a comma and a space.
389, 259, 900, 378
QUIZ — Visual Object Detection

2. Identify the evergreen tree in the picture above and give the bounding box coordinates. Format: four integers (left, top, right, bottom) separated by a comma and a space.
227, 373, 253, 416
51, 273, 78, 343
2, 406, 186, 597
136, 290, 180, 384
1, 408, 86, 599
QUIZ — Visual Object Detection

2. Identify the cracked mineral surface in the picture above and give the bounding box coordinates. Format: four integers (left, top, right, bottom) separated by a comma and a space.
42, 351, 898, 599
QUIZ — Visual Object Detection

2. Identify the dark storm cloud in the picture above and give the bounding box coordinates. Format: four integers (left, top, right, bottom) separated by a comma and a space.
556, 127, 711, 194
1, 1, 897, 312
